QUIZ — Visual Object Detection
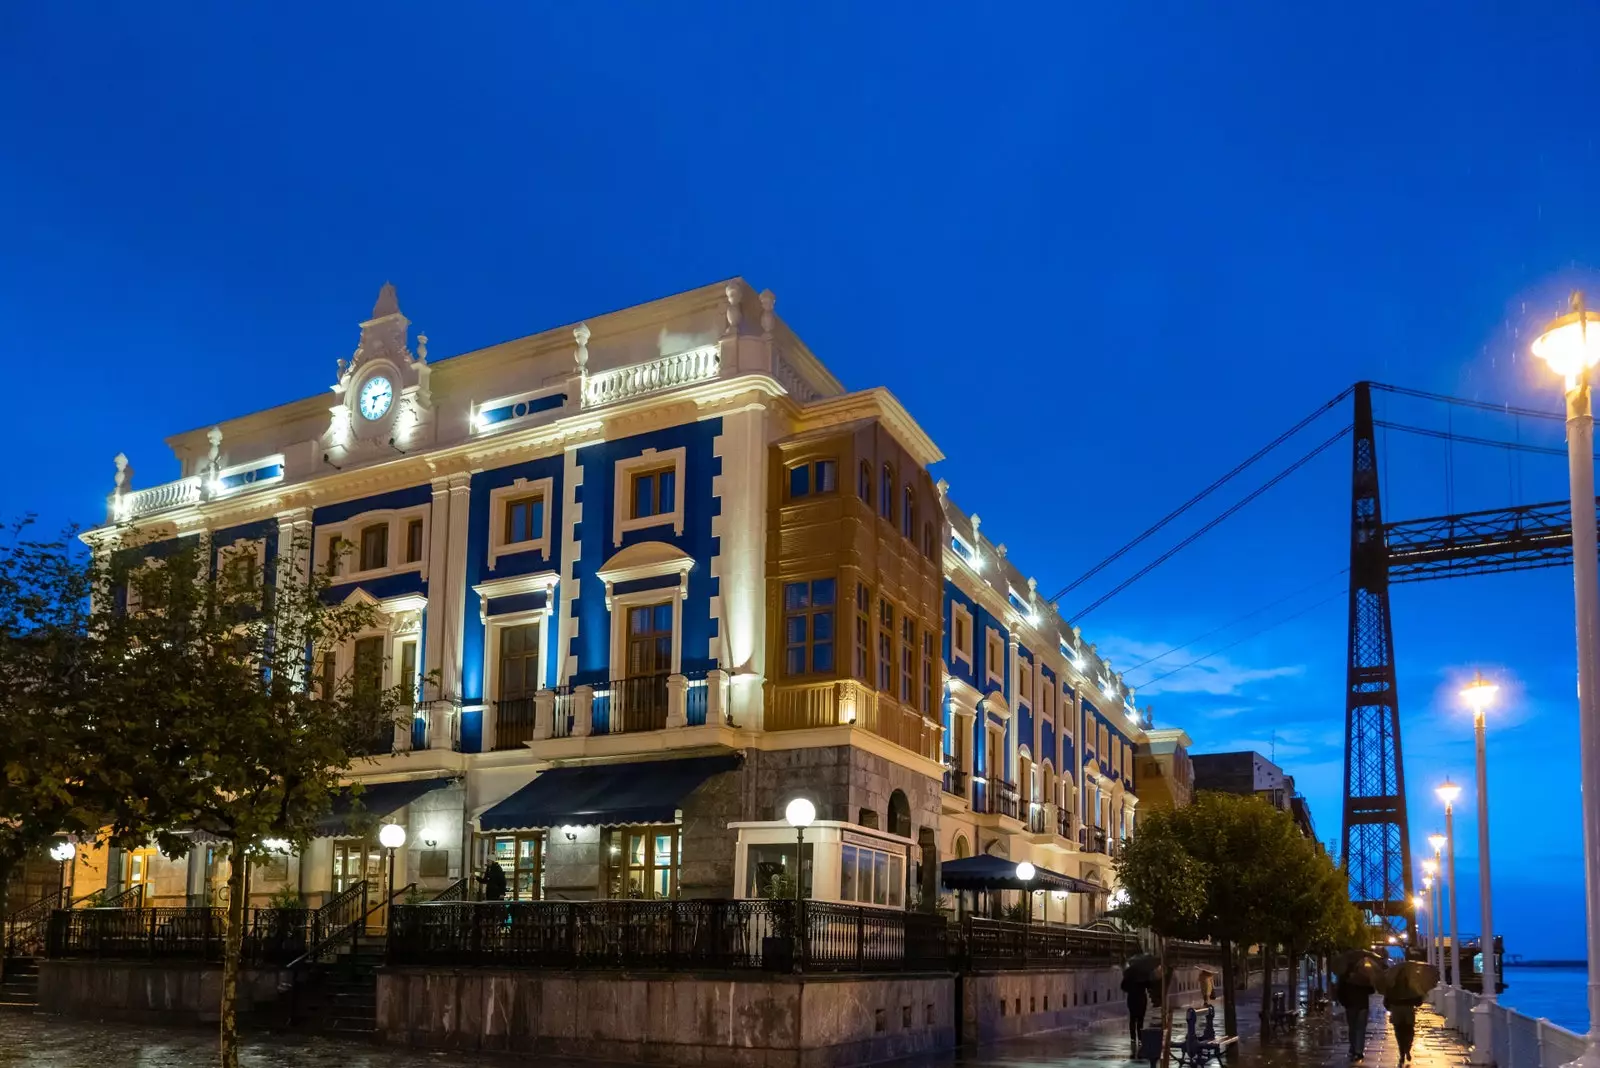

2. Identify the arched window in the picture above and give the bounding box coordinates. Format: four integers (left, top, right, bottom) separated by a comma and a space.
858, 460, 872, 501
887, 789, 912, 838
879, 464, 894, 519
953, 834, 970, 860
902, 487, 915, 538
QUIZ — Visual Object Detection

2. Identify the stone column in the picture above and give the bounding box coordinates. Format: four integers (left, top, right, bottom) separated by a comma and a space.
665, 673, 689, 728
534, 689, 555, 740
573, 685, 594, 737
707, 668, 730, 725
439, 472, 473, 715
423, 477, 453, 746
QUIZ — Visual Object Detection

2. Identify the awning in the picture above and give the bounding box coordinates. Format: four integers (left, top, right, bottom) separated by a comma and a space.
479, 754, 741, 832
314, 776, 457, 838
939, 854, 1106, 894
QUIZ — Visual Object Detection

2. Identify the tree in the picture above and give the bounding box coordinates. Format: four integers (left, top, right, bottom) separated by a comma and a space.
78, 530, 414, 1068
1116, 808, 1211, 1068
0, 521, 99, 974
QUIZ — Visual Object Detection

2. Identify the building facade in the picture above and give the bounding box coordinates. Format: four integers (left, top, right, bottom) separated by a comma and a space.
78, 280, 1156, 919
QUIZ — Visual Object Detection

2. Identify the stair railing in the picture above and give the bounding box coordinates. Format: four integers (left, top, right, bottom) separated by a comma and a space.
97, 884, 147, 910
4, 888, 63, 957
429, 877, 468, 903
285, 880, 368, 971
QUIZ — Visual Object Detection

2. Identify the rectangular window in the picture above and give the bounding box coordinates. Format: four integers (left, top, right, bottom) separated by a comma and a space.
877, 599, 894, 692
838, 843, 904, 908
782, 578, 836, 677
900, 617, 914, 703
922, 632, 934, 715
879, 465, 894, 518
631, 467, 677, 519
953, 611, 970, 662
503, 494, 544, 545
320, 651, 337, 699
353, 635, 384, 695
485, 832, 544, 901
359, 524, 388, 571
325, 536, 342, 576
787, 459, 839, 500
398, 640, 418, 707
854, 584, 871, 682
745, 842, 813, 898
604, 825, 679, 900
626, 603, 675, 677
405, 518, 424, 563
498, 623, 541, 698
986, 632, 1004, 684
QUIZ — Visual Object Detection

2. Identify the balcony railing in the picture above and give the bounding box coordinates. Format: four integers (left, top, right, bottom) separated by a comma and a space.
1057, 808, 1071, 840
994, 781, 1021, 820
1025, 804, 1047, 834
1089, 829, 1109, 855
962, 916, 1138, 970
581, 345, 721, 409
767, 680, 943, 763
594, 674, 671, 734
942, 767, 968, 798
494, 696, 538, 751
387, 899, 950, 973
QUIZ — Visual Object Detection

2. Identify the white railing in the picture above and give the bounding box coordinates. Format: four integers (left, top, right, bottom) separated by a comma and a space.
1436, 986, 1587, 1068
115, 476, 203, 520
582, 344, 720, 408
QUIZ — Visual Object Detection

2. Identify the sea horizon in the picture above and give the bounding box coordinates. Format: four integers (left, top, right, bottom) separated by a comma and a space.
1497, 963, 1589, 1034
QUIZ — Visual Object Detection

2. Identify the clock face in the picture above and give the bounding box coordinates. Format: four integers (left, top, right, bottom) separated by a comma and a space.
358, 376, 393, 420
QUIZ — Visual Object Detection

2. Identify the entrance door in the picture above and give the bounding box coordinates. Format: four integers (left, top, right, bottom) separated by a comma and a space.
332, 840, 380, 895
620, 603, 672, 731
124, 848, 156, 904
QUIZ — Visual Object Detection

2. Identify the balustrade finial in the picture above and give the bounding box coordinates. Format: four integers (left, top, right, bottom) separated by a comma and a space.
759, 289, 776, 338
724, 283, 742, 336
574, 322, 591, 372
417, 334, 428, 362
935, 478, 949, 499
113, 453, 130, 493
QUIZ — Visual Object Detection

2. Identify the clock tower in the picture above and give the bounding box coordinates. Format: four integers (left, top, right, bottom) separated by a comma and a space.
323, 282, 434, 465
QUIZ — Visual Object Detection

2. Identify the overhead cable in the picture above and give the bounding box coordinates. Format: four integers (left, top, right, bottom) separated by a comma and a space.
1130, 587, 1349, 689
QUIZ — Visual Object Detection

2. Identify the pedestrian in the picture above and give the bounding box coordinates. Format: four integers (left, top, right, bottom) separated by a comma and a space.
477, 859, 507, 901
1385, 990, 1424, 1065
1335, 972, 1375, 1062
1122, 967, 1153, 1055
1199, 969, 1216, 1004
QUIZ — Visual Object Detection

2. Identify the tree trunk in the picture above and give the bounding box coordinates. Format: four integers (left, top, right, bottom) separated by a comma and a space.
1259, 943, 1275, 1037
0, 858, 11, 983
220, 849, 246, 1068
1220, 937, 1238, 1039
1159, 937, 1174, 1068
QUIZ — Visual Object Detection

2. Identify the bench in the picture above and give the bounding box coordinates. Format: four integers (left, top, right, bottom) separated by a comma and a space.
1171, 1006, 1238, 1066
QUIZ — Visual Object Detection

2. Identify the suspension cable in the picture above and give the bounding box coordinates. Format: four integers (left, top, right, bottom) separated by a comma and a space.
1368, 382, 1565, 422
1130, 587, 1349, 689
1045, 387, 1355, 606
1068, 424, 1353, 622
1373, 419, 1592, 460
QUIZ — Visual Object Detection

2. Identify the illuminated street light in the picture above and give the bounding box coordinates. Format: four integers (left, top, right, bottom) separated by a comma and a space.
1437, 781, 1463, 1025
1457, 673, 1499, 1066
1534, 292, 1600, 1068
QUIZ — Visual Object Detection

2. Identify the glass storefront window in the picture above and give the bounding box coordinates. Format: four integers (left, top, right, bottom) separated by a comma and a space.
605, 825, 679, 899
746, 843, 815, 898
838, 842, 905, 908
482, 833, 543, 901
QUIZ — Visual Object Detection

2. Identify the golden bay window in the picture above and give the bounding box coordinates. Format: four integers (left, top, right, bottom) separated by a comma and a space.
504, 494, 545, 545
877, 599, 894, 692
787, 458, 838, 499
631, 466, 676, 520
854, 584, 871, 682
899, 617, 914, 704
783, 578, 836, 676
359, 523, 388, 571
604, 825, 680, 899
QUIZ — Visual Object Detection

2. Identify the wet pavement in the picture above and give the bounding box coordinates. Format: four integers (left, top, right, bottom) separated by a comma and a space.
0, 995, 1469, 1067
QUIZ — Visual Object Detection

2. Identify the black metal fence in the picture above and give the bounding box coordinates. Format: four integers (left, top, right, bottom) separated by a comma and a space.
45, 907, 313, 965
962, 916, 1140, 970
388, 899, 952, 973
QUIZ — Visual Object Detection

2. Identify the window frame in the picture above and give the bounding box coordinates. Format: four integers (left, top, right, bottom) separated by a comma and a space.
985, 629, 1005, 687
879, 463, 894, 520
358, 523, 389, 572
782, 577, 838, 678
786, 458, 839, 501
315, 504, 430, 582
405, 518, 425, 564
901, 486, 915, 538
854, 583, 872, 682
488, 476, 555, 571
612, 447, 688, 545
951, 603, 974, 670
604, 824, 681, 900
877, 597, 895, 693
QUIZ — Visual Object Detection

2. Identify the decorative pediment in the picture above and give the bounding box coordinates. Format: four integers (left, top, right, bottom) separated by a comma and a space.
471, 570, 560, 625
324, 283, 434, 465
594, 541, 695, 610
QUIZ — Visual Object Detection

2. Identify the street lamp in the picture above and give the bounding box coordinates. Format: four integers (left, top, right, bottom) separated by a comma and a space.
1428, 834, 1447, 978
1459, 672, 1500, 1065
1413, 894, 1427, 964
1437, 778, 1463, 1026
784, 798, 815, 971
378, 822, 406, 914
1422, 874, 1436, 970
49, 841, 75, 902
1016, 862, 1036, 927
1533, 292, 1600, 1068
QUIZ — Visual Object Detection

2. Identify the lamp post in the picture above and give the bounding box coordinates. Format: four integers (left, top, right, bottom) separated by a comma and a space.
1532, 294, 1600, 1068
49, 842, 75, 902
1016, 862, 1036, 930
1423, 875, 1436, 968
1428, 835, 1446, 970
378, 823, 406, 930
1413, 894, 1428, 965
1438, 778, 1463, 1028
784, 798, 815, 972
1460, 672, 1499, 1064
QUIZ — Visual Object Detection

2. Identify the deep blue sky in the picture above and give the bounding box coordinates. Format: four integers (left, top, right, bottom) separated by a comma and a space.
4, 5, 1598, 959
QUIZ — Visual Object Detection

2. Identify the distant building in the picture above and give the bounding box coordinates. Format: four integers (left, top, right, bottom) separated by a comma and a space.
1133, 728, 1194, 812
1189, 750, 1316, 837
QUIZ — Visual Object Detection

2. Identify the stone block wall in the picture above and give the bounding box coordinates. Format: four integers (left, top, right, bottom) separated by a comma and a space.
679, 764, 742, 897
960, 964, 1204, 1045
37, 960, 284, 1025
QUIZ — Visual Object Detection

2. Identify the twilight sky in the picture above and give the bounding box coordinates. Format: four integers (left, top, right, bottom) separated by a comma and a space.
4, 4, 1599, 958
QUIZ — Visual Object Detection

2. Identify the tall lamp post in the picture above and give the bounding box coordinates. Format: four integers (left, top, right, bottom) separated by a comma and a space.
1016, 862, 1036, 927
1531, 293, 1600, 1068
1422, 874, 1436, 969
49, 841, 75, 902
1461, 672, 1500, 1065
1438, 779, 1463, 1027
378, 823, 406, 931
784, 798, 815, 972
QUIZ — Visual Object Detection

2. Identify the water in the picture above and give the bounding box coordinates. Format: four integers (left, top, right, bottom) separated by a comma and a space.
1498, 965, 1590, 1034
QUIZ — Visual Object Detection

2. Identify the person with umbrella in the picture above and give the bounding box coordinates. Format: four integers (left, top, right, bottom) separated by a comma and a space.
1331, 950, 1382, 1061
1379, 959, 1439, 1064
1122, 954, 1160, 1056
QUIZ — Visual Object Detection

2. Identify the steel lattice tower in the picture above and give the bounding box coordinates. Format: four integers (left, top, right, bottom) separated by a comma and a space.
1340, 382, 1416, 941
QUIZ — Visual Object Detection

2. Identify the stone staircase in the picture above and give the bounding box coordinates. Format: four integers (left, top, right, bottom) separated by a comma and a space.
278, 935, 384, 1035
0, 958, 39, 1011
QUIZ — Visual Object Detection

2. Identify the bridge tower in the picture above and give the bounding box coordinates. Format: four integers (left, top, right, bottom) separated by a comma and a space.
1340, 382, 1417, 941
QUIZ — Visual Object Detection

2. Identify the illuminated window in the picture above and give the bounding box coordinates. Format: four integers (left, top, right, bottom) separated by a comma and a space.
605, 825, 679, 899
788, 459, 838, 500
483, 832, 544, 901
504, 494, 544, 545
854, 584, 872, 682
631, 467, 677, 519
782, 578, 837, 676
839, 843, 904, 907
405, 518, 424, 563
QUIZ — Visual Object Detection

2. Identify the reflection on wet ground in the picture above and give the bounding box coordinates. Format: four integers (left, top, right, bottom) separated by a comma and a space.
0, 995, 1468, 1067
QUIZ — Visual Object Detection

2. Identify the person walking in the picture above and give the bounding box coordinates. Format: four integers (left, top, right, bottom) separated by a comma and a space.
1335, 971, 1376, 1061
476, 859, 507, 901
1385, 990, 1424, 1064
1121, 967, 1152, 1056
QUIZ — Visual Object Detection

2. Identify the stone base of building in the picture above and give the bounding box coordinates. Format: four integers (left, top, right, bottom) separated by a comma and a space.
375, 964, 1205, 1066
37, 960, 287, 1026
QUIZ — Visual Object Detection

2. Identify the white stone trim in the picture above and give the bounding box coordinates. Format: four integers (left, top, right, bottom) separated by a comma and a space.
314, 502, 431, 583
558, 447, 585, 684
471, 570, 561, 626
950, 602, 974, 670
479, 586, 557, 742
607, 585, 686, 678
984, 627, 1005, 687
486, 476, 555, 571
612, 446, 687, 546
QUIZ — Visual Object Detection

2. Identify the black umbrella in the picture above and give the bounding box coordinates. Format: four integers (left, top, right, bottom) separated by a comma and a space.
1330, 949, 1386, 987
1125, 953, 1161, 982
1377, 960, 1439, 1001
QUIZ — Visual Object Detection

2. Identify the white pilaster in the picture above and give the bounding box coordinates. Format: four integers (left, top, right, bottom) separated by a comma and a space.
709, 403, 768, 728
557, 446, 585, 683
439, 473, 473, 704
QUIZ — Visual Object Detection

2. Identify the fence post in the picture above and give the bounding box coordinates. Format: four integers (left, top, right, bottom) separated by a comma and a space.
148, 908, 157, 959
856, 908, 865, 969
1536, 1017, 1546, 1068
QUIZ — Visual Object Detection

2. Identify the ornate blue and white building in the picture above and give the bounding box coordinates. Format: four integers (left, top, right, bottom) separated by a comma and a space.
85, 280, 1158, 918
